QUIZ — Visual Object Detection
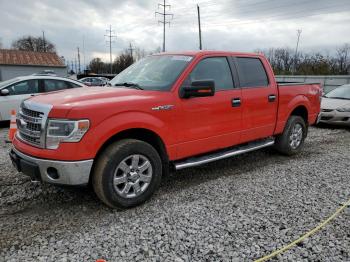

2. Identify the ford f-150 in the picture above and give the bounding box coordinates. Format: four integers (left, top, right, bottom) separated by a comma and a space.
9, 51, 322, 208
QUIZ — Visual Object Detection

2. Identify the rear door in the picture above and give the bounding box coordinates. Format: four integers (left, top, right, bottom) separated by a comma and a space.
176, 56, 242, 159
0, 79, 40, 121
233, 56, 278, 142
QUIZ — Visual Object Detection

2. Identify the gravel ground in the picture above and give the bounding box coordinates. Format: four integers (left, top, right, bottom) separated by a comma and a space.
0, 126, 349, 261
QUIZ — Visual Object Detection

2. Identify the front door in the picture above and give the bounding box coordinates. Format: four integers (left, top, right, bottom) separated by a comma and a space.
176, 56, 242, 159
0, 79, 40, 121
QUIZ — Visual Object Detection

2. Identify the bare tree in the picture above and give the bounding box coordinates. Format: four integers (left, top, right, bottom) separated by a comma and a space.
255, 44, 350, 75
88, 58, 105, 74
113, 50, 134, 74
134, 47, 147, 61
12, 35, 56, 52
336, 44, 350, 74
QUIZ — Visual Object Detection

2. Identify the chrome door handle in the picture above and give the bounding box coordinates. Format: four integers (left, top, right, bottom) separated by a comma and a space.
268, 94, 276, 102
232, 98, 241, 107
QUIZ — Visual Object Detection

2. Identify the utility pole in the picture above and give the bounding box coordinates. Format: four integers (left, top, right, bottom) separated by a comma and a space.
128, 42, 135, 61
42, 31, 46, 52
74, 58, 77, 75
155, 0, 173, 52
197, 4, 202, 50
105, 25, 117, 73
82, 35, 86, 73
71, 60, 74, 73
293, 29, 302, 75
77, 47, 81, 74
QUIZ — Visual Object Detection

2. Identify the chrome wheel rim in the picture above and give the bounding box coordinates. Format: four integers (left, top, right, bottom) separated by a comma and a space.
289, 123, 303, 149
113, 154, 152, 199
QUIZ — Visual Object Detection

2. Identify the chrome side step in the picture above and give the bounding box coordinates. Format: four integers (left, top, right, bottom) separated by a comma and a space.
174, 138, 275, 170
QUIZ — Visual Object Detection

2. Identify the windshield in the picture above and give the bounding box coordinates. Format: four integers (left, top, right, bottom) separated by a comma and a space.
325, 85, 350, 99
0, 78, 21, 89
110, 55, 193, 91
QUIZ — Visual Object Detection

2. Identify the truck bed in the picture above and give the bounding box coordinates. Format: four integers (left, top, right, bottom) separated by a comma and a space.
277, 81, 321, 86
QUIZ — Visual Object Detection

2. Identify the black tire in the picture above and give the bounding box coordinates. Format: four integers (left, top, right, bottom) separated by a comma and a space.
92, 139, 162, 208
274, 116, 307, 156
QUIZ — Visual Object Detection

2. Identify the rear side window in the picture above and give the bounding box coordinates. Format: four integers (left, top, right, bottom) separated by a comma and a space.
188, 57, 234, 91
44, 80, 72, 92
236, 57, 269, 87
68, 82, 82, 88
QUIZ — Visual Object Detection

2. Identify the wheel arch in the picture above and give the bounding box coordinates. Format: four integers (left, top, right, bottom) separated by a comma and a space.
290, 105, 308, 124
90, 128, 170, 184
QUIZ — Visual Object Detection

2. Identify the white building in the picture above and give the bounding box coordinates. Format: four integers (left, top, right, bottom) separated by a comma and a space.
0, 49, 67, 81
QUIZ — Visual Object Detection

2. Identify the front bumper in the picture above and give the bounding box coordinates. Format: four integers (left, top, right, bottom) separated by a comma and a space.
10, 147, 93, 185
319, 110, 350, 126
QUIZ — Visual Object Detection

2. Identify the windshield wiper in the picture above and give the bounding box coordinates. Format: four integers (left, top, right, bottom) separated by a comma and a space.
114, 82, 143, 90
327, 96, 349, 100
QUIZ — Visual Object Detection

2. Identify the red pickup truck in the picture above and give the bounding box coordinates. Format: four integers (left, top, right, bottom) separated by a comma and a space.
10, 51, 321, 208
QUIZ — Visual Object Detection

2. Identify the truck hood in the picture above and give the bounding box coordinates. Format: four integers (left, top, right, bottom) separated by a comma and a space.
29, 86, 150, 107
321, 97, 350, 110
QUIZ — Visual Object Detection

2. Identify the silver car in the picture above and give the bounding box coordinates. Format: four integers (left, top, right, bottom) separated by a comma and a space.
79, 77, 110, 86
319, 84, 350, 126
0, 76, 85, 121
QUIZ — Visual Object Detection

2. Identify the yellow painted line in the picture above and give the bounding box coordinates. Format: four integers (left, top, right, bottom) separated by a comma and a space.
255, 198, 350, 262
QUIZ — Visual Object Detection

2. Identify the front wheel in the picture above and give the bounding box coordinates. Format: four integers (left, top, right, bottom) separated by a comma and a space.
274, 116, 307, 155
92, 139, 162, 208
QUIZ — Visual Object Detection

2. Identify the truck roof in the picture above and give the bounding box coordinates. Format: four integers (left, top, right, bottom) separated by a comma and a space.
157, 50, 261, 57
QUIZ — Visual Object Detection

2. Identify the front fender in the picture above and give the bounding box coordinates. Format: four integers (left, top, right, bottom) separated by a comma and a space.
89, 111, 175, 157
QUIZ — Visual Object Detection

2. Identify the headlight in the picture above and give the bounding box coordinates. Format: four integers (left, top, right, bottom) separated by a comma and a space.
336, 108, 350, 112
46, 119, 90, 149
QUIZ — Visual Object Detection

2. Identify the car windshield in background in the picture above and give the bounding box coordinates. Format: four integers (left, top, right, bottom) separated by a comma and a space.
110, 55, 193, 91
325, 85, 350, 99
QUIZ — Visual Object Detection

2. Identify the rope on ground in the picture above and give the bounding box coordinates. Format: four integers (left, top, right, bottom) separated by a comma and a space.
255, 198, 350, 262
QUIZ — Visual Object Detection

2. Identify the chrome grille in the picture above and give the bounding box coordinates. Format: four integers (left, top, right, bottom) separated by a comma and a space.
21, 107, 42, 118
17, 103, 46, 147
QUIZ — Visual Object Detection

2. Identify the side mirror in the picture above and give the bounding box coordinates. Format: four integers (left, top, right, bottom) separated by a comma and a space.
180, 80, 215, 99
1, 89, 9, 96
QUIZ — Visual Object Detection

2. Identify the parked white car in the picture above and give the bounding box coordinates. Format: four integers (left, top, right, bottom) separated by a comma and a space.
0, 76, 85, 121
320, 84, 350, 126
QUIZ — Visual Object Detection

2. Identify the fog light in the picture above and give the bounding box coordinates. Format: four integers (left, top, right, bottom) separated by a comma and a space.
47, 167, 59, 180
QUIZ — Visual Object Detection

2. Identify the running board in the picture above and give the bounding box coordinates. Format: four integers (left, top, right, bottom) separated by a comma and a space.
174, 139, 275, 170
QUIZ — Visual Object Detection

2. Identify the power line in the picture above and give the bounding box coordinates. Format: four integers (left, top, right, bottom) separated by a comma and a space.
175, 0, 349, 23
155, 0, 174, 52
202, 3, 350, 27
104, 25, 117, 73
200, 0, 341, 20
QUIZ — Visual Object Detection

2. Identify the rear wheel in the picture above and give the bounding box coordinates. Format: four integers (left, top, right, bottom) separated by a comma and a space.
92, 139, 162, 208
274, 116, 307, 155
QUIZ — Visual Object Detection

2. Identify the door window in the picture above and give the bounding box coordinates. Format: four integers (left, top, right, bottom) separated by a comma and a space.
236, 57, 269, 87
68, 82, 82, 88
187, 57, 234, 91
7, 80, 39, 95
44, 80, 72, 92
